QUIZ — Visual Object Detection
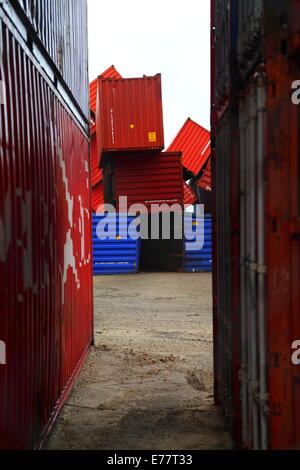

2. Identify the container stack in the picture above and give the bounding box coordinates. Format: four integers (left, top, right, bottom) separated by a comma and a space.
168, 118, 213, 272
90, 66, 123, 214
91, 68, 212, 273
93, 71, 185, 272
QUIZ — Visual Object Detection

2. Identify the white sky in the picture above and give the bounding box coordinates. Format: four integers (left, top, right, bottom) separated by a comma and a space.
87, 0, 210, 148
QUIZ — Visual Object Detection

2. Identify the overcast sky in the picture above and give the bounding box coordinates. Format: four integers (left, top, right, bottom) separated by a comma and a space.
87, 0, 210, 147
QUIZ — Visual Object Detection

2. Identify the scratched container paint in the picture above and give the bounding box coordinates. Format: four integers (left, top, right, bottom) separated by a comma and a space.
0, 1, 92, 450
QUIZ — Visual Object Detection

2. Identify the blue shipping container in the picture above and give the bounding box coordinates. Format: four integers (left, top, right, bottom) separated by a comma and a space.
92, 214, 141, 275
184, 214, 212, 272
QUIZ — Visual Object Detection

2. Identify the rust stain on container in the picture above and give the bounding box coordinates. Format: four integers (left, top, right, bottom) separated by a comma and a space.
212, 0, 300, 451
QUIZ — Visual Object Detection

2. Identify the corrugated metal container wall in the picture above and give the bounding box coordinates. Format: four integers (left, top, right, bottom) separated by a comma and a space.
198, 158, 212, 192
263, 0, 300, 450
8, 0, 90, 118
92, 215, 141, 275
90, 132, 102, 188
0, 2, 92, 449
184, 214, 213, 272
167, 118, 211, 177
92, 182, 105, 213
237, 0, 263, 83
211, 0, 242, 447
213, 0, 300, 450
105, 152, 184, 211
97, 75, 164, 163
90, 66, 122, 116
183, 182, 198, 206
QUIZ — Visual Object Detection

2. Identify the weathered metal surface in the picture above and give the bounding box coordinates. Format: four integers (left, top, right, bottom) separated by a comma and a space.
0, 5, 92, 450
167, 118, 211, 177
212, 0, 300, 451
6, 0, 90, 118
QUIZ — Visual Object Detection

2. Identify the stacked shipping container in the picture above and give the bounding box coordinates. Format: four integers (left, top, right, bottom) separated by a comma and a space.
212, 0, 300, 450
94, 71, 187, 272
97, 74, 165, 166
0, 0, 92, 449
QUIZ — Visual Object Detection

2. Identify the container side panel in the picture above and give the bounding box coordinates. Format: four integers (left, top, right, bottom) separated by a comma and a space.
0, 19, 93, 449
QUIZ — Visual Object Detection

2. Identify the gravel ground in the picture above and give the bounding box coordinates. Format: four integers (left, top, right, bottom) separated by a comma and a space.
47, 272, 232, 450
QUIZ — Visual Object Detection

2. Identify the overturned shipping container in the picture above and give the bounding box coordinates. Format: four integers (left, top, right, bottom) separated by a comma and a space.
212, 0, 300, 450
0, 1, 92, 449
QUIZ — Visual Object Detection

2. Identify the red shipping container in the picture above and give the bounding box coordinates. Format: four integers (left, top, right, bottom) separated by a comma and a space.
167, 118, 211, 177
92, 182, 105, 213
89, 66, 122, 116
90, 131, 102, 188
96, 74, 164, 164
104, 152, 183, 212
183, 182, 198, 206
0, 3, 93, 450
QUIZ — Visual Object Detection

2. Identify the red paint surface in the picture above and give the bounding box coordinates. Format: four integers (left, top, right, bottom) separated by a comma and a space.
198, 158, 212, 191
0, 16, 93, 449
167, 118, 211, 176
106, 152, 183, 211
265, 52, 300, 451
97, 74, 164, 162
90, 132, 102, 188
92, 182, 105, 213
89, 66, 122, 115
183, 182, 198, 205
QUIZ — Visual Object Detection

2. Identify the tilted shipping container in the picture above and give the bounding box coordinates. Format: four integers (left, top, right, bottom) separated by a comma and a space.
0, 1, 93, 449
167, 118, 211, 177
97, 75, 164, 164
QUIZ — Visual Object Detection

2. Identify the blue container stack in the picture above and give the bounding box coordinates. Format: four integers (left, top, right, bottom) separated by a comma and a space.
184, 214, 212, 273
92, 214, 141, 275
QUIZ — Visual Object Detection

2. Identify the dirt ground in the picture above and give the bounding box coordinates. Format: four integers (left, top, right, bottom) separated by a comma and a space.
47, 272, 232, 450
